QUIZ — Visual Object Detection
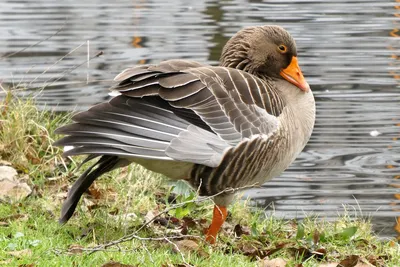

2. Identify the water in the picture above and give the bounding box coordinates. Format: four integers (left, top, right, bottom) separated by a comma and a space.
0, 0, 399, 238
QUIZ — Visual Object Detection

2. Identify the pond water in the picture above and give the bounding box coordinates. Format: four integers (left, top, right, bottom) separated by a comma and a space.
0, 0, 399, 238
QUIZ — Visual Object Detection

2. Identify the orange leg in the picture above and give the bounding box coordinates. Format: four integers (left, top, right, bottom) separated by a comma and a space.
205, 205, 227, 244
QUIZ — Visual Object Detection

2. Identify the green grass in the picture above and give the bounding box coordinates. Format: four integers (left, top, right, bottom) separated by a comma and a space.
0, 97, 399, 266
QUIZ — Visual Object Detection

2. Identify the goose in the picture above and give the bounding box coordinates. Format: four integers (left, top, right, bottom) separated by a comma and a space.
54, 25, 315, 244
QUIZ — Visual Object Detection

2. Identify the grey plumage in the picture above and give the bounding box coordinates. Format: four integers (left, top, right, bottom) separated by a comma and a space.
55, 25, 315, 224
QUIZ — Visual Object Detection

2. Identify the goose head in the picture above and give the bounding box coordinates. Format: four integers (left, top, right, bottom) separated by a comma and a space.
220, 25, 310, 92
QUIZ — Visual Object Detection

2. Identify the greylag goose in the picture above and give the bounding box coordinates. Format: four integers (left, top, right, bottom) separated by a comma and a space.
55, 25, 315, 243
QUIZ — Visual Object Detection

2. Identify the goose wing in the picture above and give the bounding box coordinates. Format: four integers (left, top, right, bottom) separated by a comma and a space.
56, 60, 285, 168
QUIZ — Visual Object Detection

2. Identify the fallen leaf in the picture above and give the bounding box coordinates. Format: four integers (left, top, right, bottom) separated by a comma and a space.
25, 146, 41, 165
68, 244, 84, 255
236, 241, 273, 260
234, 223, 250, 237
156, 216, 180, 228
312, 248, 327, 261
239, 243, 258, 256
234, 224, 244, 237
88, 182, 102, 199
182, 217, 196, 228
174, 239, 208, 258
289, 247, 313, 261
7, 249, 32, 258
338, 255, 359, 267
82, 197, 98, 212
199, 218, 207, 224
154, 217, 169, 227
170, 217, 180, 225
180, 225, 188, 235
319, 263, 339, 267
173, 239, 198, 253
365, 256, 377, 266
365, 255, 386, 266
354, 263, 371, 267
180, 218, 193, 235
101, 261, 138, 267
18, 264, 35, 267
144, 210, 156, 224
198, 218, 208, 230
259, 257, 287, 267
222, 221, 234, 234
355, 239, 370, 249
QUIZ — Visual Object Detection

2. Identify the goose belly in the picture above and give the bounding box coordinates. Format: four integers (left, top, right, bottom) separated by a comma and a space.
188, 135, 298, 196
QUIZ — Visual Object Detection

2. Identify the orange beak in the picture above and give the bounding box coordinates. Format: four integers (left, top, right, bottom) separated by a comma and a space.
280, 56, 310, 92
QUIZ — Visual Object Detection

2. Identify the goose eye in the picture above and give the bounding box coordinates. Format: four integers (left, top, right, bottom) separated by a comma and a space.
278, 45, 287, 53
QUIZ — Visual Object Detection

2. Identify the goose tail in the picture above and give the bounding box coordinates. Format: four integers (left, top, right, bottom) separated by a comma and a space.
59, 155, 129, 223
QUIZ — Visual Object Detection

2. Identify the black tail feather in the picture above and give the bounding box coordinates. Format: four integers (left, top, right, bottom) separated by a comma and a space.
59, 155, 127, 224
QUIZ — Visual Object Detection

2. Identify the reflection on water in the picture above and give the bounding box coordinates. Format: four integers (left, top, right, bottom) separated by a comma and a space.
0, 0, 399, 238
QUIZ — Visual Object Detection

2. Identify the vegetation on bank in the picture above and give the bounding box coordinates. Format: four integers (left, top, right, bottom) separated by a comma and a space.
0, 97, 399, 266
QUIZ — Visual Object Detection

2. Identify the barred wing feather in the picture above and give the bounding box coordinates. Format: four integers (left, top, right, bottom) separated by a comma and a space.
56, 60, 285, 168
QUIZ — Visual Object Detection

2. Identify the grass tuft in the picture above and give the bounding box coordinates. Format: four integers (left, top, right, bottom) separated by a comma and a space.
0, 92, 72, 181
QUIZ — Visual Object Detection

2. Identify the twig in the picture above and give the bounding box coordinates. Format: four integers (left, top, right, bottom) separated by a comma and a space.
28, 41, 86, 88
0, 19, 68, 60
141, 241, 154, 264
164, 237, 192, 267
0, 79, 113, 95
16, 65, 36, 89
136, 183, 257, 234
85, 183, 258, 254
40, 51, 103, 91
83, 234, 200, 253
